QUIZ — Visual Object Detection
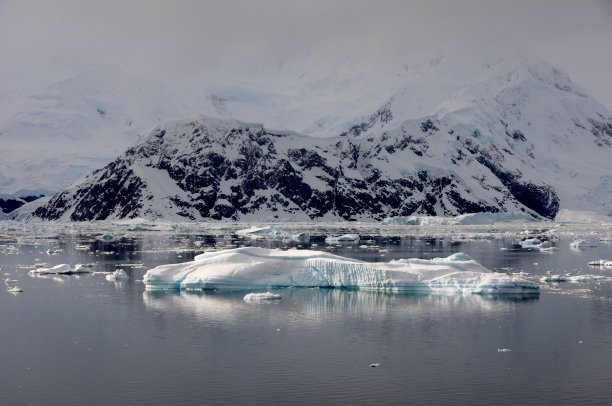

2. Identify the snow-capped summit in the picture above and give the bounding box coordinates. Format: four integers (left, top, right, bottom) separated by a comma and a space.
340, 45, 612, 215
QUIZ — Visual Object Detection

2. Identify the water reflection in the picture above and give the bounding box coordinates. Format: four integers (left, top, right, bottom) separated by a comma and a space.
143, 289, 538, 327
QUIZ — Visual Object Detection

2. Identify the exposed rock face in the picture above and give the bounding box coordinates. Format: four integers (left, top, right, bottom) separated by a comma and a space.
33, 115, 565, 221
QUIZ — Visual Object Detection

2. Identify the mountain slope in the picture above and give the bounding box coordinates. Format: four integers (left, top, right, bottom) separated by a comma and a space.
33, 114, 565, 221
341, 47, 612, 214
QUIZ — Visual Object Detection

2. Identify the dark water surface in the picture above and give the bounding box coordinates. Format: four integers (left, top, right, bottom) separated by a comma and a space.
2, 229, 612, 405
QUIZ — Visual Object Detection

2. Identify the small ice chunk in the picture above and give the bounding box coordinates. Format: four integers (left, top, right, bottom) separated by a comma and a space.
29, 264, 83, 275
567, 274, 610, 283
569, 239, 596, 249
7, 286, 23, 293
243, 292, 282, 302
5, 278, 18, 285
540, 275, 568, 283
497, 348, 512, 353
369, 363, 380, 367
588, 259, 612, 267
325, 234, 360, 244
446, 252, 471, 261
105, 269, 129, 282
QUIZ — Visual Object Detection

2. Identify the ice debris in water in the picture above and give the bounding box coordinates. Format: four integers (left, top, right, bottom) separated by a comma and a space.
105, 269, 129, 282
540, 274, 610, 283
142, 247, 539, 296
236, 226, 309, 242
243, 292, 282, 302
497, 348, 512, 353
540, 274, 568, 283
29, 264, 89, 275
7, 286, 23, 293
569, 239, 597, 249
325, 234, 360, 244
588, 259, 612, 267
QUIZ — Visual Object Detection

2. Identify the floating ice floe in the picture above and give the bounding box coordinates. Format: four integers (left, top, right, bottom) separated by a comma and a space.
540, 274, 609, 283
5, 278, 18, 285
540, 274, 568, 283
567, 275, 610, 283
569, 239, 597, 249
142, 247, 539, 295
236, 226, 309, 243
29, 264, 90, 275
105, 269, 129, 282
587, 259, 612, 267
243, 292, 282, 302
7, 286, 23, 293
513, 238, 554, 251
325, 234, 360, 244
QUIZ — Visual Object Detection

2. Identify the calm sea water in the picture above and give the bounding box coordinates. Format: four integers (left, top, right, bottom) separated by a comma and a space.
1, 228, 612, 405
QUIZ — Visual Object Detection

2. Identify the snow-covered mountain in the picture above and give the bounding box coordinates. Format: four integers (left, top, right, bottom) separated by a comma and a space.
16, 46, 612, 221
341, 47, 612, 214
0, 67, 195, 196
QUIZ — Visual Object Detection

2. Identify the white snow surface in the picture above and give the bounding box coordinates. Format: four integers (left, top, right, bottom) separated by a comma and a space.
142, 247, 539, 295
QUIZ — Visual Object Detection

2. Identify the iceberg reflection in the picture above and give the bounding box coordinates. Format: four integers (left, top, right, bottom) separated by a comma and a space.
143, 288, 538, 326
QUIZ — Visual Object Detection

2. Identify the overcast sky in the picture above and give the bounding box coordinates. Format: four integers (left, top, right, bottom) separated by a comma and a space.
1, 0, 612, 109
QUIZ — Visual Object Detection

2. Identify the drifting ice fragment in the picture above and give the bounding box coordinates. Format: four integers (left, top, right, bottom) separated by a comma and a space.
325, 234, 360, 244
143, 247, 539, 296
497, 348, 512, 353
540, 274, 609, 283
7, 286, 23, 293
29, 264, 89, 275
568, 275, 610, 283
540, 275, 568, 283
569, 239, 596, 249
588, 259, 612, 267
105, 269, 129, 282
236, 226, 289, 240
243, 292, 282, 302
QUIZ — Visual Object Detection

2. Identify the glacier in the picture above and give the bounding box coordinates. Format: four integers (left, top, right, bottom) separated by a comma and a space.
142, 247, 539, 295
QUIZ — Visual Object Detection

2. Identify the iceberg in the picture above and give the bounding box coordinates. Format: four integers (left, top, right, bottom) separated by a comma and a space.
142, 247, 539, 296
